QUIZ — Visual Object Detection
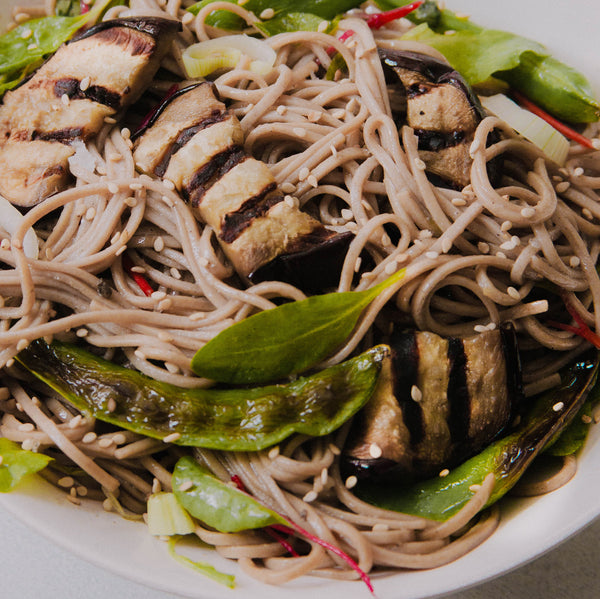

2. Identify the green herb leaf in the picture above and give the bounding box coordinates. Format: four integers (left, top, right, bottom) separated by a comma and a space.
187, 0, 362, 31
167, 536, 236, 588
174, 456, 286, 532
357, 353, 599, 520
54, 0, 81, 17
0, 438, 53, 492
254, 12, 332, 36
18, 340, 387, 451
0, 0, 111, 98
191, 268, 404, 385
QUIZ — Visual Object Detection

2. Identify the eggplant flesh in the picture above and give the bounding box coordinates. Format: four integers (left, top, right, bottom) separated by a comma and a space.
379, 49, 487, 189
132, 82, 352, 292
342, 323, 524, 483
0, 17, 180, 207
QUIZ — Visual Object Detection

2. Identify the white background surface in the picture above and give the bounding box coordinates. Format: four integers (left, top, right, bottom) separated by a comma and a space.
1, 506, 599, 599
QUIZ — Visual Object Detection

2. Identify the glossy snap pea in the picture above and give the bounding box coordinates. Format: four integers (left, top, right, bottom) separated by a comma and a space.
356, 352, 599, 521
17, 340, 387, 451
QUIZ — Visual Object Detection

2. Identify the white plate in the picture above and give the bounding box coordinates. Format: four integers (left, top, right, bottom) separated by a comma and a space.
1, 1, 600, 598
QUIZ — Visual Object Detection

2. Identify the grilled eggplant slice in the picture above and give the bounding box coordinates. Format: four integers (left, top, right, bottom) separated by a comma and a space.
133, 82, 352, 291
342, 323, 524, 483
0, 17, 180, 207
379, 49, 487, 189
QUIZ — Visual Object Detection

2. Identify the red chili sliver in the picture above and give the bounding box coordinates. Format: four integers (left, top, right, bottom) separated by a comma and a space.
122, 254, 154, 297
512, 90, 596, 150
550, 298, 600, 349
80, 0, 90, 14
366, 0, 424, 30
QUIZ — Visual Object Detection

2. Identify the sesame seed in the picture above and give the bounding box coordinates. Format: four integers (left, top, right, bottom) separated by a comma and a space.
115, 245, 127, 256
329, 443, 341, 456
384, 262, 397, 275
112, 433, 127, 445
317, 20, 329, 33
108, 182, 119, 194
320, 467, 328, 485
307, 110, 321, 123
0, 456, 3, 465
158, 298, 173, 311
20, 28, 32, 40
469, 484, 481, 492
67, 494, 81, 506
276, 104, 287, 116
411, 385, 422, 402
496, 251, 507, 259
169, 267, 181, 280
425, 251, 439, 260
85, 206, 96, 221
68, 415, 83, 429
582, 414, 593, 424
189, 312, 205, 321
76, 328, 88, 338
556, 181, 570, 193
0, 239, 10, 250
82, 432, 97, 444
474, 324, 487, 333
178, 480, 194, 492
332, 108, 346, 119
452, 197, 467, 207
293, 127, 307, 138
153, 237, 165, 252
129, 182, 143, 190
553, 401, 564, 412
341, 208, 353, 221
469, 139, 481, 156
418, 229, 433, 240
354, 257, 362, 272
152, 478, 161, 494
21, 439, 34, 451
307, 175, 318, 188
591, 139, 600, 150
104, 116, 117, 124
573, 167, 584, 177
6, 359, 15, 368
303, 490, 318, 503
60, 93, 70, 105
103, 498, 114, 512
107, 398, 117, 413
28, 43, 39, 52
500, 220, 513, 232
79, 76, 91, 91
507, 286, 520, 300
163, 432, 181, 443
98, 437, 114, 449
345, 475, 358, 489
369, 443, 383, 459
121, 128, 131, 140
76, 486, 88, 497
260, 8, 275, 19
268, 446, 280, 459
16, 338, 29, 352
18, 422, 35, 432
298, 167, 309, 181
162, 179, 175, 191
582, 208, 594, 220
151, 291, 167, 301
58, 476, 75, 488
181, 11, 194, 25
487, 322, 497, 331
414, 157, 427, 170
521, 207, 535, 218
441, 238, 453, 253
439, 469, 450, 477
280, 182, 295, 193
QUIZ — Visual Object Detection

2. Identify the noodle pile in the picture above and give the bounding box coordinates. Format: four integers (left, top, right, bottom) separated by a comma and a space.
1, 0, 600, 586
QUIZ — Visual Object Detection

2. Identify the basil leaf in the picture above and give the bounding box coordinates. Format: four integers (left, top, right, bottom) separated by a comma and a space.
0, 0, 111, 97
173, 456, 286, 532
0, 438, 52, 492
402, 23, 547, 86
191, 268, 404, 385
187, 0, 362, 31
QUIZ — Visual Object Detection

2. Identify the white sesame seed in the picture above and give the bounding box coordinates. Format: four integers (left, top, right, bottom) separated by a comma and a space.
369, 443, 383, 459
260, 7, 275, 19
115, 245, 127, 256
163, 179, 176, 191
58, 476, 75, 488
178, 480, 194, 492
98, 437, 114, 449
79, 76, 91, 91
68, 415, 83, 429
182, 11, 195, 25
521, 207, 535, 218
82, 432, 97, 444
469, 484, 482, 492
303, 490, 318, 503
18, 422, 35, 432
20, 28, 32, 40
280, 182, 295, 193
329, 443, 341, 456
317, 20, 329, 33
298, 167, 310, 181
76, 486, 88, 497
151, 291, 167, 301
569, 256, 581, 268
592, 139, 600, 150
474, 324, 487, 333
507, 286, 521, 300
163, 432, 181, 443
0, 239, 10, 250
418, 229, 433, 240
553, 401, 565, 412
582, 414, 593, 424
21, 439, 35, 451
16, 338, 29, 352
152, 478, 161, 494
153, 237, 165, 252
556, 181, 570, 193
469, 139, 481, 156
499, 239, 516, 251
451, 197, 467, 207
487, 322, 497, 331
439, 468, 450, 477
307, 175, 318, 188
60, 93, 70, 105
121, 128, 131, 140
103, 498, 114, 512
411, 385, 422, 402
189, 312, 205, 321
425, 251, 439, 260
104, 116, 117, 124
582, 208, 594, 220
441, 238, 453, 253
500, 220, 513, 232
496, 251, 507, 259
129, 182, 143, 190
268, 446, 280, 459
108, 182, 119, 194
332, 108, 346, 119
158, 298, 173, 312
293, 127, 307, 138
6, 359, 15, 368
345, 475, 357, 489
414, 157, 427, 170
573, 167, 585, 177
341, 208, 353, 221
276, 104, 287, 116
28, 43, 39, 51
112, 433, 127, 445
107, 398, 117, 413
320, 467, 328, 485
384, 262, 397, 275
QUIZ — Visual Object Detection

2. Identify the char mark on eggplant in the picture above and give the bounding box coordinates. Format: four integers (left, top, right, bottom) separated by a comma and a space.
133, 82, 352, 292
0, 17, 180, 207
342, 323, 524, 483
379, 49, 489, 189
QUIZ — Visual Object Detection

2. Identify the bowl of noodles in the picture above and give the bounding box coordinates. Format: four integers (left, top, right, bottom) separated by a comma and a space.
1, 0, 600, 597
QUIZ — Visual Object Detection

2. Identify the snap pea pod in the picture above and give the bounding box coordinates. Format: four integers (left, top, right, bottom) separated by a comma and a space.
17, 340, 387, 451
356, 352, 599, 521
0, 438, 53, 492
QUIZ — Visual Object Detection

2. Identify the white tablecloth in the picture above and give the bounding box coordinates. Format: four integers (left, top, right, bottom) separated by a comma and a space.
1, 506, 598, 599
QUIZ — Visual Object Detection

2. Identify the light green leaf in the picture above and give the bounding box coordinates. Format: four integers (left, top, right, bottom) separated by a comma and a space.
0, 438, 52, 492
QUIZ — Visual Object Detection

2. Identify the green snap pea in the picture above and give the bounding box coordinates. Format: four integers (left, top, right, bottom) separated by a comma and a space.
17, 340, 387, 451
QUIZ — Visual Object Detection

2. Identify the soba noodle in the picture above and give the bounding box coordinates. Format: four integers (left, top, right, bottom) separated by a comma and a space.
1, 0, 599, 586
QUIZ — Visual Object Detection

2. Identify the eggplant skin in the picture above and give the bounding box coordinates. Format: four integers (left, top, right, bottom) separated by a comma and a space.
379, 49, 491, 189
0, 17, 180, 207
342, 324, 524, 483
